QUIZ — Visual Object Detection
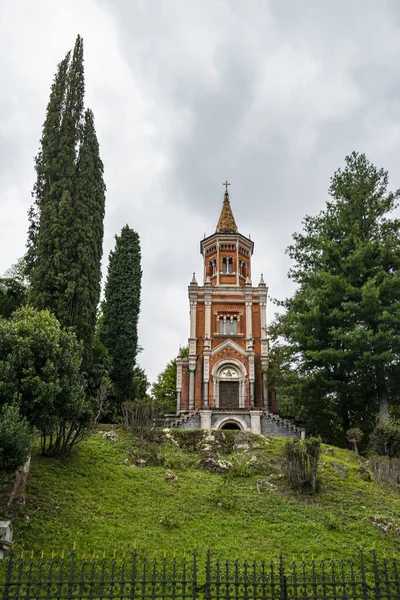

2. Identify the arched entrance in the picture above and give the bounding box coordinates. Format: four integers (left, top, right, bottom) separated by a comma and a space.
212, 361, 246, 409
213, 415, 249, 431
220, 422, 241, 430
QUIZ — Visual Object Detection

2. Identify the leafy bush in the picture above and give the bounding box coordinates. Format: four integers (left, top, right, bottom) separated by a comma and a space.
370, 423, 400, 458
228, 452, 254, 478
369, 456, 400, 487
284, 436, 321, 493
0, 307, 89, 457
0, 404, 31, 477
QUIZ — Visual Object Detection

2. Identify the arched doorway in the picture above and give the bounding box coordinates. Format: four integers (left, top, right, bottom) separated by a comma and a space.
214, 415, 249, 431
220, 422, 241, 430
217, 365, 240, 408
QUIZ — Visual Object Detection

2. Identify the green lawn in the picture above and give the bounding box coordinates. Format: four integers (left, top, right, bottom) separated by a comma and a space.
1, 427, 400, 560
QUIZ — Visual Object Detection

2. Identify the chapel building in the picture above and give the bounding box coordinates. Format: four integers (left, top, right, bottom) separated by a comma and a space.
174, 184, 301, 437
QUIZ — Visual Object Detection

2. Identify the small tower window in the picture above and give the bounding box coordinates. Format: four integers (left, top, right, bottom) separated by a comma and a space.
208, 259, 216, 277
223, 257, 233, 274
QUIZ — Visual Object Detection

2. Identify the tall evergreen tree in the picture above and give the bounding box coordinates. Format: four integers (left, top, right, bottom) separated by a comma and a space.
27, 36, 105, 367
63, 109, 105, 366
102, 226, 142, 407
26, 52, 70, 274
279, 153, 400, 442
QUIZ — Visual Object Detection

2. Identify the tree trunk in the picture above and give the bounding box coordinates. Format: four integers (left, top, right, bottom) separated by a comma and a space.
376, 363, 389, 422
8, 457, 31, 505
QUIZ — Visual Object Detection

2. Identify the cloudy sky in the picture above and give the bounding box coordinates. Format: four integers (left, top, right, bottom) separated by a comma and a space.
1, 0, 400, 381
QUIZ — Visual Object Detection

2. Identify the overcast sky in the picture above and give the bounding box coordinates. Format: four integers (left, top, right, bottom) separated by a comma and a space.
1, 0, 400, 382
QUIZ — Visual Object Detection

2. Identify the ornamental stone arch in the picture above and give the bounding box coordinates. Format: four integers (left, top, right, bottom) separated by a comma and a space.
211, 358, 247, 408
213, 415, 249, 430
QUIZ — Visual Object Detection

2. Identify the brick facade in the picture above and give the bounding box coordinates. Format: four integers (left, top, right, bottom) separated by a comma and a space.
175, 188, 275, 431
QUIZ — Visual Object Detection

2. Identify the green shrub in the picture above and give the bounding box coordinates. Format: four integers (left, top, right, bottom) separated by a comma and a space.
370, 423, 400, 458
228, 452, 254, 478
284, 436, 321, 493
0, 404, 31, 476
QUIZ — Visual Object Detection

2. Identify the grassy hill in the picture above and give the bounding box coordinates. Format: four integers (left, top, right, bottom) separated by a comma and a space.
1, 427, 400, 560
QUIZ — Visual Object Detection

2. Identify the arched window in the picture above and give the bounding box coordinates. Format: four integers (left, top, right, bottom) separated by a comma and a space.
223, 257, 233, 274
208, 259, 216, 277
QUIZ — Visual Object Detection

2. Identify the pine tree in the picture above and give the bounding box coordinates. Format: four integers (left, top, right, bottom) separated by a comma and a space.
280, 153, 400, 441
27, 36, 105, 367
102, 226, 142, 407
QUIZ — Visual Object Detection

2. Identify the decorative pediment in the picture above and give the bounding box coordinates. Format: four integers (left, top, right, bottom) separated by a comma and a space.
211, 339, 247, 358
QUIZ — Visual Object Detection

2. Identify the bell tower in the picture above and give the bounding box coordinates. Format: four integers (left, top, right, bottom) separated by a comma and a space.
175, 182, 273, 434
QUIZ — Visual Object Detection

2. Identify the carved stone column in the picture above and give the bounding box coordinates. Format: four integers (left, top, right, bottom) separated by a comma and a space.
261, 357, 269, 410
188, 362, 196, 412
203, 352, 210, 408
249, 355, 255, 408
176, 357, 183, 414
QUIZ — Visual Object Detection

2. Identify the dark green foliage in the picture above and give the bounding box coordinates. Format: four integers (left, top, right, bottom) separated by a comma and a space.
278, 153, 400, 442
370, 422, 400, 458
284, 436, 321, 493
65, 108, 105, 367
151, 359, 178, 414
133, 365, 151, 400
152, 346, 189, 414
26, 53, 71, 274
0, 278, 26, 318
28, 36, 105, 369
102, 226, 142, 408
0, 307, 90, 456
0, 404, 31, 476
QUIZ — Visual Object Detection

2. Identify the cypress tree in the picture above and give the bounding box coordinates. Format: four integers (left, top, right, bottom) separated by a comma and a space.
26, 52, 70, 274
67, 109, 105, 366
102, 226, 142, 407
27, 36, 106, 367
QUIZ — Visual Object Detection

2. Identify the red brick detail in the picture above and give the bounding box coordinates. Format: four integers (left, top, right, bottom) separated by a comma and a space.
181, 363, 189, 411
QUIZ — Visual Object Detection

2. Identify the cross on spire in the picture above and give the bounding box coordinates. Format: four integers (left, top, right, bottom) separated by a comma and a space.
216, 180, 237, 233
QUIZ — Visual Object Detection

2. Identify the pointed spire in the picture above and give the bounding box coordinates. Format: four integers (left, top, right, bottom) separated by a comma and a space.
216, 180, 238, 233
260, 273, 265, 284
191, 272, 197, 285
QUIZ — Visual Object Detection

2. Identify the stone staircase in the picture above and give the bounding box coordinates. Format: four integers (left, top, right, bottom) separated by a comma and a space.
165, 412, 198, 429
261, 411, 303, 437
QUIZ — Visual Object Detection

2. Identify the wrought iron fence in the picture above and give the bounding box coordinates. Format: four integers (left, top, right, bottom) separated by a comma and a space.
2, 549, 400, 599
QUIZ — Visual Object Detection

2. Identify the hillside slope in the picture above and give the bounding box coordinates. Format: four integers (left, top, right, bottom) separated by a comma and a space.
1, 427, 400, 559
